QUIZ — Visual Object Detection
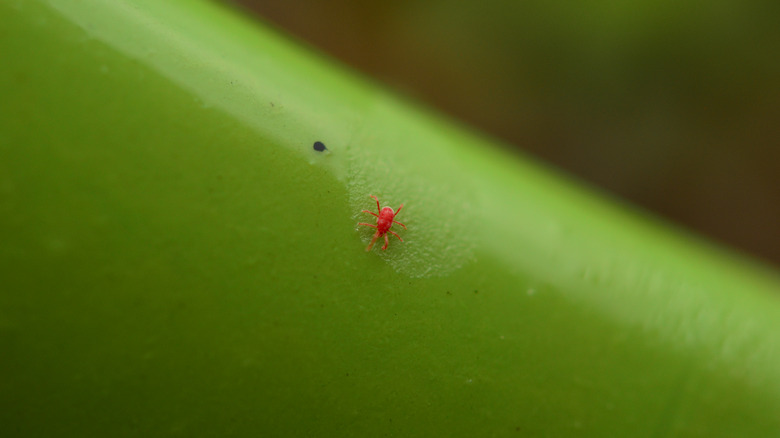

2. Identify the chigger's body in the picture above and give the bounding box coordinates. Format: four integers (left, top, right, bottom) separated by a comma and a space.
358, 195, 406, 251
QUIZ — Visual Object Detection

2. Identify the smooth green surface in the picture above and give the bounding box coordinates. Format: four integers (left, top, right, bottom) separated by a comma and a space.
2, 0, 780, 436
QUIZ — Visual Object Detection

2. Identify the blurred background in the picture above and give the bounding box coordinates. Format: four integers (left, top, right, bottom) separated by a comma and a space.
223, 0, 780, 267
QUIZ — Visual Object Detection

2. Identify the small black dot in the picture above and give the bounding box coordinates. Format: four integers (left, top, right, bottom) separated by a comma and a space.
313, 141, 327, 152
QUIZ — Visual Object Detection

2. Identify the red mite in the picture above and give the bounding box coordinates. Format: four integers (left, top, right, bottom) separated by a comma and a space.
358, 195, 407, 251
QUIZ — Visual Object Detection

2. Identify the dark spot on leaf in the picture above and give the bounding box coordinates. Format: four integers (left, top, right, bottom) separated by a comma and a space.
313, 141, 327, 152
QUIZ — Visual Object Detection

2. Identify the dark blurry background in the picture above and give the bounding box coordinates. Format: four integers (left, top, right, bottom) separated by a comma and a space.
223, 0, 780, 267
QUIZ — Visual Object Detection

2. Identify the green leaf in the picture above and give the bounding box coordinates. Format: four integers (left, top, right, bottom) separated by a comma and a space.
1, 0, 779, 436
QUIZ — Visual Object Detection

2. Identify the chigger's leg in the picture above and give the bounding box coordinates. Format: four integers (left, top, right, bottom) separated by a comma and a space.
370, 195, 381, 215
362, 210, 379, 218
388, 230, 403, 242
366, 231, 381, 251
358, 223, 377, 229
392, 204, 406, 229
381, 234, 390, 250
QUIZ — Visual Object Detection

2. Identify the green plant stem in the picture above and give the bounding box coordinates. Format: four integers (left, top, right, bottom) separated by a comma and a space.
1, 1, 779, 436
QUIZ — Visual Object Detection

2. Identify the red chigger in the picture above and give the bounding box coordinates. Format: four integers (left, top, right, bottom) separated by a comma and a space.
358, 195, 407, 251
